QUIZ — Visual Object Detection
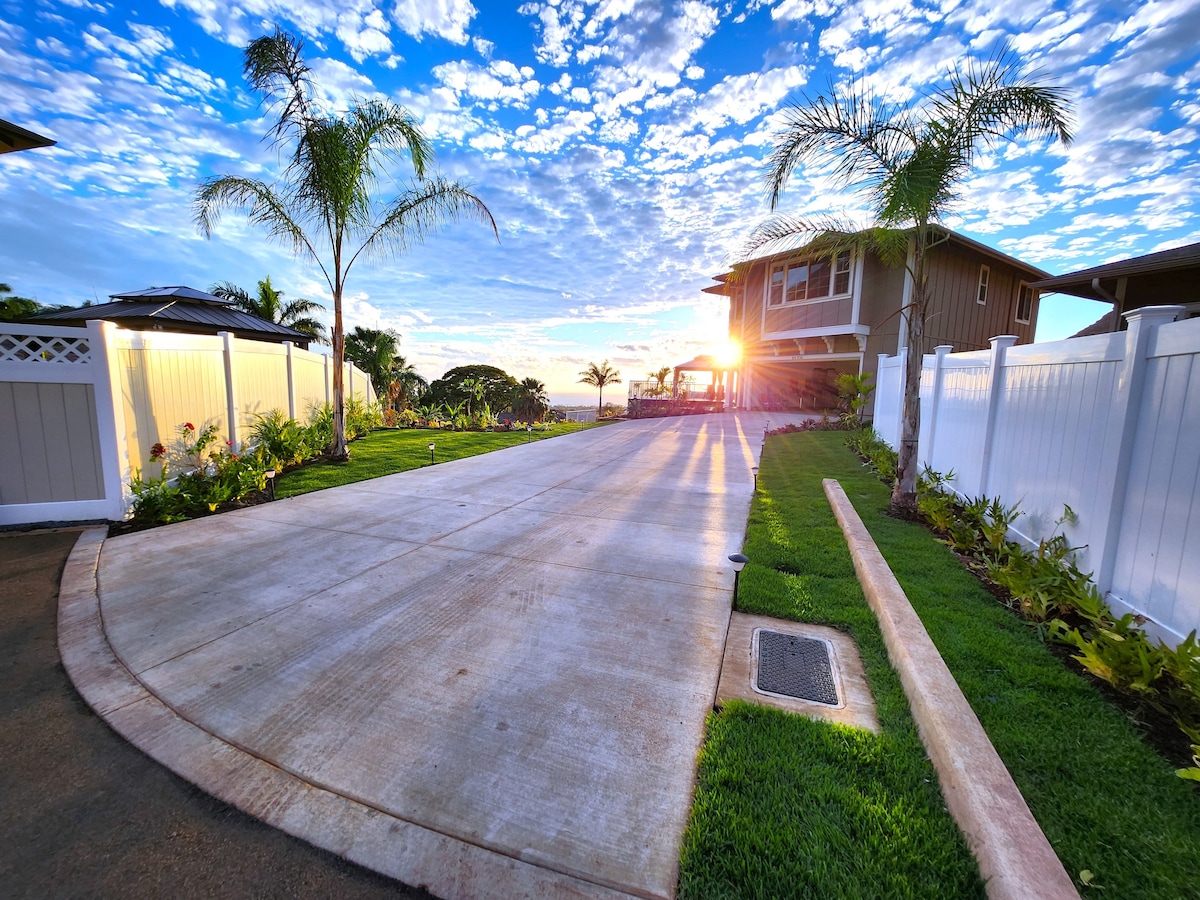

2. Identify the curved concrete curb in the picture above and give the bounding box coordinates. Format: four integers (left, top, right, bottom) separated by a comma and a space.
823, 480, 1079, 900
58, 528, 633, 900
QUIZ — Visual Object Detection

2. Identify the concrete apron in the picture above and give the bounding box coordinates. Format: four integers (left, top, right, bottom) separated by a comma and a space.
61, 412, 809, 900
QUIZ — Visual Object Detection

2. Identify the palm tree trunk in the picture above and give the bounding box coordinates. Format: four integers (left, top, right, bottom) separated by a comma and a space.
597, 386, 603, 418
330, 285, 349, 460
890, 233, 926, 516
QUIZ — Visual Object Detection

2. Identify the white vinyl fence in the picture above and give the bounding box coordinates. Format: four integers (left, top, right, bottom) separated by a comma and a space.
875, 306, 1199, 646
1, 320, 374, 526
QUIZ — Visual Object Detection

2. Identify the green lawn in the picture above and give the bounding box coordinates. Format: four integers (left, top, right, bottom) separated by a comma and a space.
275, 423, 595, 498
680, 431, 1200, 899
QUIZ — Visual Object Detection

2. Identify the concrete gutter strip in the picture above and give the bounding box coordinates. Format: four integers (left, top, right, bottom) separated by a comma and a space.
823, 479, 1079, 900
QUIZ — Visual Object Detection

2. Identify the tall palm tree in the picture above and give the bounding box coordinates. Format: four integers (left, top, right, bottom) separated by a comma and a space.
579, 360, 621, 418
343, 326, 400, 405
514, 376, 550, 422
210, 275, 327, 344
195, 29, 497, 459
748, 52, 1072, 514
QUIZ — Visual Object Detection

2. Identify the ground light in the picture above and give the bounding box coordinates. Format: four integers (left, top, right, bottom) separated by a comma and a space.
728, 553, 749, 602
428, 442, 435, 465
526, 424, 532, 442
265, 469, 276, 501
752, 466, 759, 491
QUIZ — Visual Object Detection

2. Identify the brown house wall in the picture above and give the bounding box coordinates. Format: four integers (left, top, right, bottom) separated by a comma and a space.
922, 244, 1037, 352
764, 296, 854, 333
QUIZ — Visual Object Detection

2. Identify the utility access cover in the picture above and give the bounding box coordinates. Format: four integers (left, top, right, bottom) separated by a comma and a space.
755, 630, 839, 706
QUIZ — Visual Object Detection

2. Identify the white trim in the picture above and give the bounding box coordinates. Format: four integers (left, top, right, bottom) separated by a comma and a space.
762, 323, 870, 342
1015, 281, 1034, 325
977, 264, 990, 306
746, 351, 864, 363
850, 253, 864, 324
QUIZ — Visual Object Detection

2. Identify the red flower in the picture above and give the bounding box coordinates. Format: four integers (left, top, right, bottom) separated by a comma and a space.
184, 422, 195, 431
150, 442, 166, 460
226, 440, 233, 446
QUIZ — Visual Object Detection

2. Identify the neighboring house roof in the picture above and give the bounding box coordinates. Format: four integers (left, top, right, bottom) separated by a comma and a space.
29, 285, 311, 347
0, 117, 56, 153
1030, 241, 1200, 300
1069, 310, 1119, 338
705, 225, 1049, 294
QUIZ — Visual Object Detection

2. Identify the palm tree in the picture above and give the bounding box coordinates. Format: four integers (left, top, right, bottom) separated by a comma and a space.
648, 365, 672, 398
579, 360, 621, 418
749, 52, 1072, 514
514, 377, 550, 422
210, 276, 327, 344
389, 355, 428, 410
343, 326, 401, 405
195, 29, 497, 459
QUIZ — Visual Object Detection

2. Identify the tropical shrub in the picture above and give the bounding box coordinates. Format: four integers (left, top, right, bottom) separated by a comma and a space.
250, 409, 312, 468
847, 431, 1200, 781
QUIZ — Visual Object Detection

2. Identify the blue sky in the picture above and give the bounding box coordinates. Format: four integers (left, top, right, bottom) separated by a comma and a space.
3, 0, 1198, 405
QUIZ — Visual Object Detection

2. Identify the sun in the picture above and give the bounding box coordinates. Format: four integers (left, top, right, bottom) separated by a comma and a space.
715, 339, 741, 368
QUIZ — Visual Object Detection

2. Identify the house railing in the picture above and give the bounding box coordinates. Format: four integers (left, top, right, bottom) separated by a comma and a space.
874, 306, 1199, 645
626, 380, 728, 418
0, 320, 374, 526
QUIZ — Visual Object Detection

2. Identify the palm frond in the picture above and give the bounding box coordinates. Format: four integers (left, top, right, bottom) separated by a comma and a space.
194, 176, 318, 265
735, 213, 863, 265
243, 28, 313, 143
346, 177, 498, 275
766, 81, 919, 210
209, 281, 251, 305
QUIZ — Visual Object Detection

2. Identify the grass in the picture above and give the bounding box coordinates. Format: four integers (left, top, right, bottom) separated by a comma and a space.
275, 422, 596, 498
679, 431, 1200, 899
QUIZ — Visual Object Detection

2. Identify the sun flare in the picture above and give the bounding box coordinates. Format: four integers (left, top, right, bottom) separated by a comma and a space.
716, 340, 741, 368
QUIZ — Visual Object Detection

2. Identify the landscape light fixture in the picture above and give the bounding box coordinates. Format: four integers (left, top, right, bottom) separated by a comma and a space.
265, 469, 276, 501
752, 466, 759, 491
728, 552, 749, 602
428, 442, 436, 465
527, 423, 533, 442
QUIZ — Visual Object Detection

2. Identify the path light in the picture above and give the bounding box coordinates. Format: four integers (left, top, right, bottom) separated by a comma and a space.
752, 466, 759, 491
729, 552, 749, 603
265, 469, 276, 501
428, 442, 436, 465
527, 423, 533, 442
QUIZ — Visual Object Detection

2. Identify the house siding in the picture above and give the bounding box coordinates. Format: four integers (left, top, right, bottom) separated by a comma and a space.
923, 244, 1037, 351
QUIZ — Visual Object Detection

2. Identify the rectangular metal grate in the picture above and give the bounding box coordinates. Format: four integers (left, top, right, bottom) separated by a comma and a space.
756, 631, 839, 705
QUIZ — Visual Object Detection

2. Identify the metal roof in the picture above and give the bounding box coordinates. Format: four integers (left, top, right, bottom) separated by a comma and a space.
109, 285, 233, 304
29, 285, 311, 345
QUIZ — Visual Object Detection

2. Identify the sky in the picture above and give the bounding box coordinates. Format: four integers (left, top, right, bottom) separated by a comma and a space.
3, 0, 1199, 406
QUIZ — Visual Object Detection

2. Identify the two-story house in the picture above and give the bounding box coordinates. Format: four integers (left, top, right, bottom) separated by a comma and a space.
705, 226, 1050, 413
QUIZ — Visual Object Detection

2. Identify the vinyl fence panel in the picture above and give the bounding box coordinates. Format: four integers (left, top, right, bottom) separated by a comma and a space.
874, 306, 1197, 645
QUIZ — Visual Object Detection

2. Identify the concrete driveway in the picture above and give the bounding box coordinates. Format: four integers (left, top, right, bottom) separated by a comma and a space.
61, 412, 803, 899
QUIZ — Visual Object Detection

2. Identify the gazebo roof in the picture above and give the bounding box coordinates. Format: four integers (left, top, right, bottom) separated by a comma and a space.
673, 354, 729, 374
29, 285, 312, 347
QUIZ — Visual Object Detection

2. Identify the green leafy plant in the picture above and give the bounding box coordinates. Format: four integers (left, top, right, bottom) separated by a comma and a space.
250, 409, 312, 468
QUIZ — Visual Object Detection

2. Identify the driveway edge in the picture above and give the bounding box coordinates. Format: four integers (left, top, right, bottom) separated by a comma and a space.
57, 528, 639, 900
822, 480, 1079, 900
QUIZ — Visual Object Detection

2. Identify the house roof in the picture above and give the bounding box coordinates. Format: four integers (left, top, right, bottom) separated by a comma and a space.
704, 225, 1049, 295
0, 117, 56, 153
1029, 241, 1200, 300
30, 285, 312, 345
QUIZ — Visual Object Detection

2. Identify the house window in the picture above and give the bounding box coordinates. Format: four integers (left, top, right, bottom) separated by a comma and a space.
765, 251, 853, 308
977, 265, 990, 305
1016, 282, 1034, 324
767, 264, 785, 307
